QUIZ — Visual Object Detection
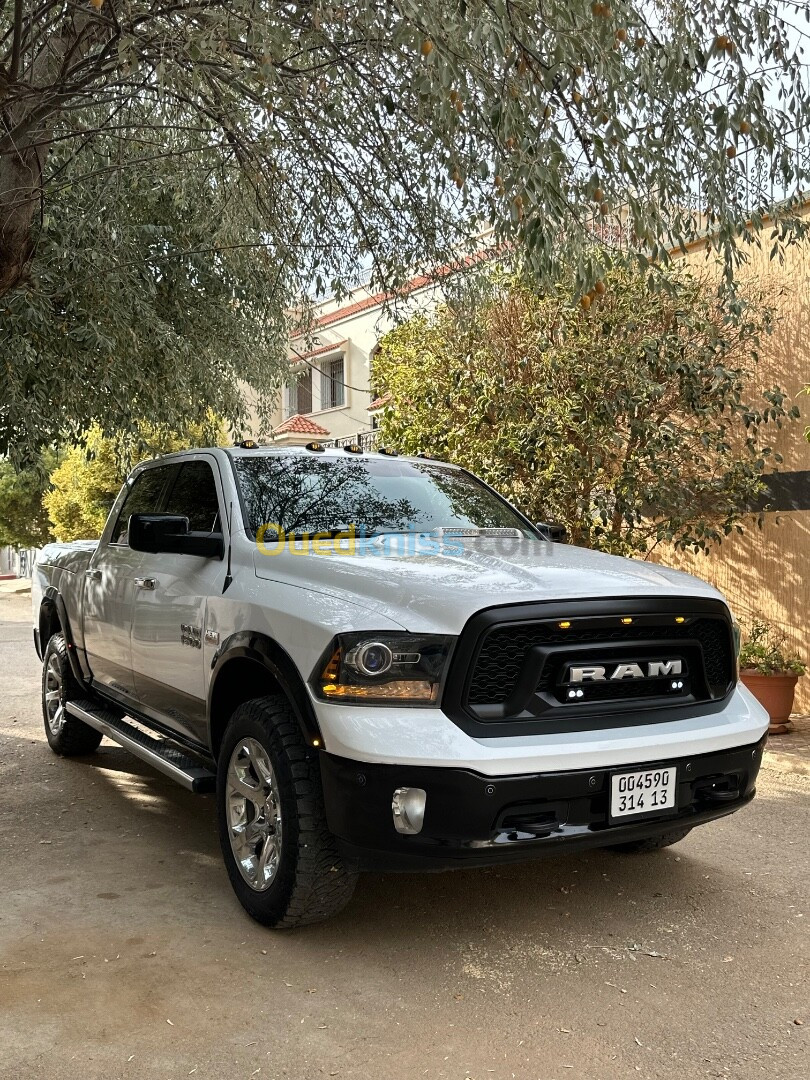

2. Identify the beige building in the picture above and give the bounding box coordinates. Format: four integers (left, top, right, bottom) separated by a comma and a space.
266, 274, 446, 447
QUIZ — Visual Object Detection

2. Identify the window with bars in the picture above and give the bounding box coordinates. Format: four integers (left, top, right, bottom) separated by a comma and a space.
320, 356, 345, 409
285, 367, 312, 417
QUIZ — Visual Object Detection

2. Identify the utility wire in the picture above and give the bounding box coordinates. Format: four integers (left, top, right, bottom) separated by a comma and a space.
286, 342, 382, 429
288, 342, 377, 396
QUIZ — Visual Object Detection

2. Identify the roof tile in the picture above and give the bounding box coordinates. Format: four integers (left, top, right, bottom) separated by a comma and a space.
313, 246, 502, 329
289, 338, 348, 364
273, 414, 331, 436
368, 392, 393, 411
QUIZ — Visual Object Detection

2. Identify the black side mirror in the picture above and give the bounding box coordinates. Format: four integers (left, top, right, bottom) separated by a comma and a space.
128, 513, 224, 559
535, 521, 568, 543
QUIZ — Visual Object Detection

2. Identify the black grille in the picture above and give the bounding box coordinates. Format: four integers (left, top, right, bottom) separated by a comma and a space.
467, 617, 734, 706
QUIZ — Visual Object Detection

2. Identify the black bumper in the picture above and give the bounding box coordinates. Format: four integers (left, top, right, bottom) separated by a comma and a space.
319, 737, 766, 872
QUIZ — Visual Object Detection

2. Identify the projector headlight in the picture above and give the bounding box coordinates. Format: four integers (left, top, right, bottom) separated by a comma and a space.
313, 632, 455, 705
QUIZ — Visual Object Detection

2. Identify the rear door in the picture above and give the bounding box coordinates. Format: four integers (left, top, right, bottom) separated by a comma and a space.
130, 456, 227, 746
82, 465, 173, 703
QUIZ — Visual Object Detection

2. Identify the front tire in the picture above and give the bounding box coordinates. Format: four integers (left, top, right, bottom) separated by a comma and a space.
41, 633, 103, 756
216, 696, 357, 928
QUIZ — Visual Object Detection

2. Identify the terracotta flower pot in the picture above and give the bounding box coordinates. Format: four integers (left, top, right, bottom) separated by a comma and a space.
740, 670, 800, 735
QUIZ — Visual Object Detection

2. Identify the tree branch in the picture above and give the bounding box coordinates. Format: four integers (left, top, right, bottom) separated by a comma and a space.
9, 0, 24, 83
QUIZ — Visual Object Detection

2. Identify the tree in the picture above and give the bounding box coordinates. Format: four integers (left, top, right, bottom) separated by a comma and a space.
0, 455, 54, 547
3, 3, 810, 461
44, 427, 123, 541
1, 137, 288, 464
373, 263, 798, 554
44, 420, 223, 541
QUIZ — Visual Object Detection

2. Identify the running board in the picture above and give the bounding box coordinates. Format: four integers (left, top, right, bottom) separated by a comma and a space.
66, 699, 216, 793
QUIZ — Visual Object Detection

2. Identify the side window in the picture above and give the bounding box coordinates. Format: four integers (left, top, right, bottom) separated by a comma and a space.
163, 461, 221, 533
110, 467, 171, 545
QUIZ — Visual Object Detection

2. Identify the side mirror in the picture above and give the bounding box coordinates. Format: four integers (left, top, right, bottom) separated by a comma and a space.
128, 513, 224, 559
535, 521, 568, 543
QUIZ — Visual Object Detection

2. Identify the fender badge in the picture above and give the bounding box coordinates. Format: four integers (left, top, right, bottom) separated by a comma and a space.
204, 629, 220, 645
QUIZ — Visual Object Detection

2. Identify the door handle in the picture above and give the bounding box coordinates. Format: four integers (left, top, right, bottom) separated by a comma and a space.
134, 576, 157, 591
85, 569, 102, 581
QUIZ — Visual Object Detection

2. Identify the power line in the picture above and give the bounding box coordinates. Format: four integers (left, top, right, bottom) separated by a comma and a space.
286, 343, 380, 429
288, 342, 376, 396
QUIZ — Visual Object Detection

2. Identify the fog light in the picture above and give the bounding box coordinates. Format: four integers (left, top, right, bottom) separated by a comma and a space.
392, 787, 427, 835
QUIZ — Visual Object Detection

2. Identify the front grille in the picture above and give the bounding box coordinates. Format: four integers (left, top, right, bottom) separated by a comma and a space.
468, 617, 733, 706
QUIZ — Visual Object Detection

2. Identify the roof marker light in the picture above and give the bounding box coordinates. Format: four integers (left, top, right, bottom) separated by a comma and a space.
344, 444, 363, 454
675, 616, 685, 624
305, 441, 325, 452
621, 617, 633, 625
558, 621, 571, 629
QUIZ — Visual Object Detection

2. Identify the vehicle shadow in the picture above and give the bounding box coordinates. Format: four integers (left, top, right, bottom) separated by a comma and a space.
19, 735, 783, 966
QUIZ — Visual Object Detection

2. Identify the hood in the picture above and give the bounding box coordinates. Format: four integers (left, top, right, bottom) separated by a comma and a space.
253, 536, 724, 634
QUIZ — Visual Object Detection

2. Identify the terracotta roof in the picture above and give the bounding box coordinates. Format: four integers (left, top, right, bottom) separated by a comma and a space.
368, 392, 392, 412
316, 290, 391, 328
289, 338, 348, 364
273, 414, 330, 436
313, 246, 503, 330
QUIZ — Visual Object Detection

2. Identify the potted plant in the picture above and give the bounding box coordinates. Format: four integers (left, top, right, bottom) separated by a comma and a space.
738, 620, 806, 735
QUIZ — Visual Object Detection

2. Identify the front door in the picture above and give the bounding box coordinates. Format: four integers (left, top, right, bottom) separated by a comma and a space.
130, 456, 227, 746
82, 464, 173, 703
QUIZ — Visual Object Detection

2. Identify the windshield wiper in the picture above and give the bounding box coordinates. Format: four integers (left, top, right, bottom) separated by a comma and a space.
281, 526, 354, 539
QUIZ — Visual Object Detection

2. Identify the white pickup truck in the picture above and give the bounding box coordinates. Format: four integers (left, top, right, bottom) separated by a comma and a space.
33, 443, 768, 927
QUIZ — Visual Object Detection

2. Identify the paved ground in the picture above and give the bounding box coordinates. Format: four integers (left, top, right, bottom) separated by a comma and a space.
1, 592, 807, 1080
768, 715, 810, 775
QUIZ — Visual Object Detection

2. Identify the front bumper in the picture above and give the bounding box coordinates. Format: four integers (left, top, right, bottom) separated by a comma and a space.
319, 737, 765, 872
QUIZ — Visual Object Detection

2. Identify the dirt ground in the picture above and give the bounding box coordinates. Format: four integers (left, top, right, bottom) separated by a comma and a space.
1, 591, 807, 1080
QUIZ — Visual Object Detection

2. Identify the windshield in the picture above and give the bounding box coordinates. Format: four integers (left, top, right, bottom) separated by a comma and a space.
230, 454, 534, 539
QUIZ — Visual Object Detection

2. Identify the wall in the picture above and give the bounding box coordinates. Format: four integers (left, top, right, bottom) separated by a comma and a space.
653, 228, 810, 711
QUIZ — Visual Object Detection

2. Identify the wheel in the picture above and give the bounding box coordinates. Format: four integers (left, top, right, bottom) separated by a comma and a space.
608, 827, 692, 854
216, 695, 357, 928
41, 633, 103, 756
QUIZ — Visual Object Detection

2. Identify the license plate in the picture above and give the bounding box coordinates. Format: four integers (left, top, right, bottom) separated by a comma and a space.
610, 767, 677, 820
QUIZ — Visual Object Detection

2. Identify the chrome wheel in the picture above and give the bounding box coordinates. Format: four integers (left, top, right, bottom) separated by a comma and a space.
226, 738, 283, 892
44, 652, 65, 736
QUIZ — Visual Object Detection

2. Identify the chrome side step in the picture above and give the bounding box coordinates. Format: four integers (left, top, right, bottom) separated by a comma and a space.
66, 699, 216, 793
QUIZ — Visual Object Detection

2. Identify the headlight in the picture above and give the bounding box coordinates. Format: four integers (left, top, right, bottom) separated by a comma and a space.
313, 633, 455, 705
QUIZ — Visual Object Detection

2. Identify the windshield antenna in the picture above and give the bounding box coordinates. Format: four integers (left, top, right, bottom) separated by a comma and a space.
222, 501, 234, 593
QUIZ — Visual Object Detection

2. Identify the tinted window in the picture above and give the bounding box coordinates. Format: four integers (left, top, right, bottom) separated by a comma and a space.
111, 467, 171, 544
231, 454, 532, 538
163, 461, 221, 533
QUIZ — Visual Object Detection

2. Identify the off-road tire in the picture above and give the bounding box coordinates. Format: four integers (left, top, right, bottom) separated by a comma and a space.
41, 633, 103, 756
608, 827, 692, 854
216, 695, 357, 928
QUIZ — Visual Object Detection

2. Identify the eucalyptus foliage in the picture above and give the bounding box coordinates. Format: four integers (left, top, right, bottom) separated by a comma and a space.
2, 1, 810, 461
374, 264, 798, 554
2, 138, 284, 463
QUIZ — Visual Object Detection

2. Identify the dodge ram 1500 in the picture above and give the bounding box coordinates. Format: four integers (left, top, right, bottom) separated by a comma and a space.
33, 443, 768, 927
